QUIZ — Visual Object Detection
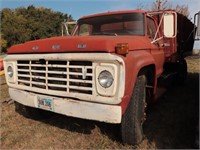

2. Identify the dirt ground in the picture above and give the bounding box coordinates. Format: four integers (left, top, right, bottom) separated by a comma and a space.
0, 57, 199, 149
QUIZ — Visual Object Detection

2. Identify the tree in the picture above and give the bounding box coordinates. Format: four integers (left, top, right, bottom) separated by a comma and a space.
1, 6, 74, 52
1, 8, 31, 48
0, 33, 7, 53
150, 0, 190, 18
175, 4, 190, 18
151, 0, 172, 11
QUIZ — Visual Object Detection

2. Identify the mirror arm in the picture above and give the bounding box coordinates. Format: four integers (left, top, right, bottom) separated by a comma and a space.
151, 36, 164, 44
153, 14, 164, 42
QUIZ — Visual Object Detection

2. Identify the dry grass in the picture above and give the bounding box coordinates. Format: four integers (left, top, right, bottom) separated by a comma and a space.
0, 57, 199, 149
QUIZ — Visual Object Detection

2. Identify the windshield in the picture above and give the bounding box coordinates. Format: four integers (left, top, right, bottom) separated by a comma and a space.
75, 13, 144, 36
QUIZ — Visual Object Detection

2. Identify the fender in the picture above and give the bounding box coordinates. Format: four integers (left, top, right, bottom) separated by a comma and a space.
120, 50, 157, 114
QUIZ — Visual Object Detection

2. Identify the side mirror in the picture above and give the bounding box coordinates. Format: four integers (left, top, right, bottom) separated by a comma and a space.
163, 13, 177, 38
196, 11, 200, 37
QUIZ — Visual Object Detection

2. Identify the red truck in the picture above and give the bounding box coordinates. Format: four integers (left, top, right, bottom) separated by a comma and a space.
3, 9, 200, 145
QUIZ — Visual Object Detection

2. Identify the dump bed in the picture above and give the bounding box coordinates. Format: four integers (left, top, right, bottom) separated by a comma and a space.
176, 13, 195, 54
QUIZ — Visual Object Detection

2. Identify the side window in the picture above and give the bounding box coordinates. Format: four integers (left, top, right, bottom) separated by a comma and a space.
79, 24, 92, 36
147, 17, 157, 39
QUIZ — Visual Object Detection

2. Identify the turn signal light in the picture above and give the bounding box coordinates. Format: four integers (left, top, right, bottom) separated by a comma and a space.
115, 43, 129, 55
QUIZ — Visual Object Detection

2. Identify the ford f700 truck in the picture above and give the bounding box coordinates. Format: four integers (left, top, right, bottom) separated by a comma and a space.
3, 10, 200, 145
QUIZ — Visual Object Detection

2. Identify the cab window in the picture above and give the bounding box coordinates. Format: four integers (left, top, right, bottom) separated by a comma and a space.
147, 17, 157, 39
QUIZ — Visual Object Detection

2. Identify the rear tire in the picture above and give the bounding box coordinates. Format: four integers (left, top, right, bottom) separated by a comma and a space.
121, 75, 147, 145
177, 59, 187, 85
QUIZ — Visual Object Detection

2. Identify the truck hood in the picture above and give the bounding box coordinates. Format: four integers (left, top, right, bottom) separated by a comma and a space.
7, 36, 151, 54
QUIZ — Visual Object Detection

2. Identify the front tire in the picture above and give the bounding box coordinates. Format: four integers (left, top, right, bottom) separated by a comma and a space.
121, 75, 147, 145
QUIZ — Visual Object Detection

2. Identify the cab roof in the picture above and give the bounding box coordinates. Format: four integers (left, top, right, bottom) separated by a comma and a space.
79, 9, 146, 20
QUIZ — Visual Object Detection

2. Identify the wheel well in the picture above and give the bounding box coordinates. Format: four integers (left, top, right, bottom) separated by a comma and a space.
138, 64, 155, 103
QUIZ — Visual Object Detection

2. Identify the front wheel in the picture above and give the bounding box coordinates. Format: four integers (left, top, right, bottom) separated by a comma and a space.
121, 75, 147, 145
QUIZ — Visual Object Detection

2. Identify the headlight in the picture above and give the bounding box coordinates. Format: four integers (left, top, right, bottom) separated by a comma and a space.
98, 70, 113, 88
7, 66, 14, 78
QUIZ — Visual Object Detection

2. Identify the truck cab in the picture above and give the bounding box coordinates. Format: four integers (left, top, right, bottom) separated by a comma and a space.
3, 9, 198, 145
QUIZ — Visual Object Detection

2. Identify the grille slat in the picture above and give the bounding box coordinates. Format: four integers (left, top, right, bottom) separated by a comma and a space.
69, 78, 92, 83
69, 85, 92, 91
47, 64, 67, 67
48, 83, 68, 88
18, 80, 31, 84
18, 74, 31, 78
17, 60, 93, 95
18, 69, 31, 72
47, 77, 67, 81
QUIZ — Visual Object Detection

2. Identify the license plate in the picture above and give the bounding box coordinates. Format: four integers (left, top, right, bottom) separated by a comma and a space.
37, 97, 54, 111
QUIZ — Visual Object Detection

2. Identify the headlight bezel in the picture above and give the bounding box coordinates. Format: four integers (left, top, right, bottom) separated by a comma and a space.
95, 63, 118, 97
5, 62, 16, 83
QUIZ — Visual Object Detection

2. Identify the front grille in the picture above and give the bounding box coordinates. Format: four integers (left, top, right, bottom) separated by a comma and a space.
17, 60, 93, 95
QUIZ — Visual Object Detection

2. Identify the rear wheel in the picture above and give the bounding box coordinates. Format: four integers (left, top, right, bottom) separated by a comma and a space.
177, 59, 187, 85
121, 75, 147, 145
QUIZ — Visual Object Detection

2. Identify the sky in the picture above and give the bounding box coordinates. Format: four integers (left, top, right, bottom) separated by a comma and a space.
1, 0, 200, 48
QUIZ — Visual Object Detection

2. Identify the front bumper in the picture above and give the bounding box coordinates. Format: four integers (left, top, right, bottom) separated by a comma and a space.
9, 88, 122, 123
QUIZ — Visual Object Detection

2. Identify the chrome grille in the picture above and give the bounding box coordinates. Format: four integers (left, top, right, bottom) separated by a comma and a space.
17, 60, 93, 95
